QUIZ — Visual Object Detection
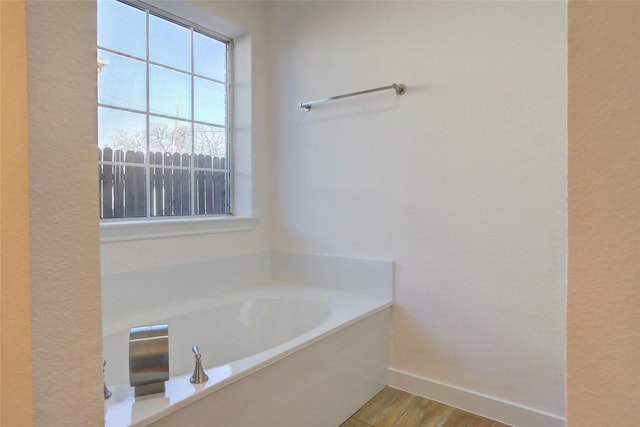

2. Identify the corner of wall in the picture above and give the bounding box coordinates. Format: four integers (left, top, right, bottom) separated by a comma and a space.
26, 1, 103, 424
0, 1, 34, 425
567, 2, 640, 426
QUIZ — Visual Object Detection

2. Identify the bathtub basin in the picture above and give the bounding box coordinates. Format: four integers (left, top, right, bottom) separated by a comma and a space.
103, 286, 391, 426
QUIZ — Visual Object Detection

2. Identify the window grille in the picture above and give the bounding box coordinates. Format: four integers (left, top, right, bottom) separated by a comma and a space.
97, 0, 232, 219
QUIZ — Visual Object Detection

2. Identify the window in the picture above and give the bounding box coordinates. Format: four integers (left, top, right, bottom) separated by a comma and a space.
97, 0, 232, 220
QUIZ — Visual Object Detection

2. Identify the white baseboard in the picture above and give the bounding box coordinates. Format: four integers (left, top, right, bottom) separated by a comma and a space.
388, 368, 565, 427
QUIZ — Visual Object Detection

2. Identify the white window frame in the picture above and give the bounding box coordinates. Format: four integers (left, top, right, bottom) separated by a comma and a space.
98, 0, 256, 242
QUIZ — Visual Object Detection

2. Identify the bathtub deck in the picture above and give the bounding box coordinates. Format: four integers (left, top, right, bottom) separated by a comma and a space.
341, 387, 512, 427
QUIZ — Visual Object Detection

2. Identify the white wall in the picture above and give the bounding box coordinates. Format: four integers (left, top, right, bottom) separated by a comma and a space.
269, 1, 567, 421
100, 1, 271, 275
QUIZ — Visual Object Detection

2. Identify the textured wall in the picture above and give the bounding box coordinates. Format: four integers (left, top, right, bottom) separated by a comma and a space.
26, 1, 104, 425
0, 1, 33, 425
567, 2, 640, 426
269, 1, 567, 418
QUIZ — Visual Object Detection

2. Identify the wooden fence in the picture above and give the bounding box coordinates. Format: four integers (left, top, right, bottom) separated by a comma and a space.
99, 147, 227, 218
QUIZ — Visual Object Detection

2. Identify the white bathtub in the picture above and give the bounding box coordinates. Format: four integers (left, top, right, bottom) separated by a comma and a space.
103, 286, 392, 426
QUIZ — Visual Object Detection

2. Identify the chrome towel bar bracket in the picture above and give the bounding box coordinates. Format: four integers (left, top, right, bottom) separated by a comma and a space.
299, 83, 406, 111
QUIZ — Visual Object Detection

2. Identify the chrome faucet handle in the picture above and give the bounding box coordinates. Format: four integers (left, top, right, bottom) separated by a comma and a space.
103, 360, 112, 400
190, 345, 209, 384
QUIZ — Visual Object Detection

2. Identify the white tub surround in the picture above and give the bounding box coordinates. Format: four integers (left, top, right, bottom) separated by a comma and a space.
271, 251, 393, 299
102, 252, 393, 426
101, 252, 273, 327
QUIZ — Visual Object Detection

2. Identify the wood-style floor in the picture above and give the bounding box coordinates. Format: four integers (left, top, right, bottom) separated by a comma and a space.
341, 387, 512, 427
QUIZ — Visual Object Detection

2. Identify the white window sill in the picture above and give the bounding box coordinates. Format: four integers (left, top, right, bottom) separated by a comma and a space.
100, 216, 257, 243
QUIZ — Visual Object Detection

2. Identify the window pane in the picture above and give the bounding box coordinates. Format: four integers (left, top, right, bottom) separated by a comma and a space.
194, 124, 226, 157
149, 146, 192, 217
149, 14, 191, 72
193, 31, 226, 81
194, 77, 225, 125
193, 153, 226, 215
149, 65, 192, 118
98, 107, 147, 151
148, 116, 192, 154
123, 164, 147, 218
98, 50, 146, 111
100, 162, 147, 219
97, 0, 146, 58
150, 163, 192, 217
